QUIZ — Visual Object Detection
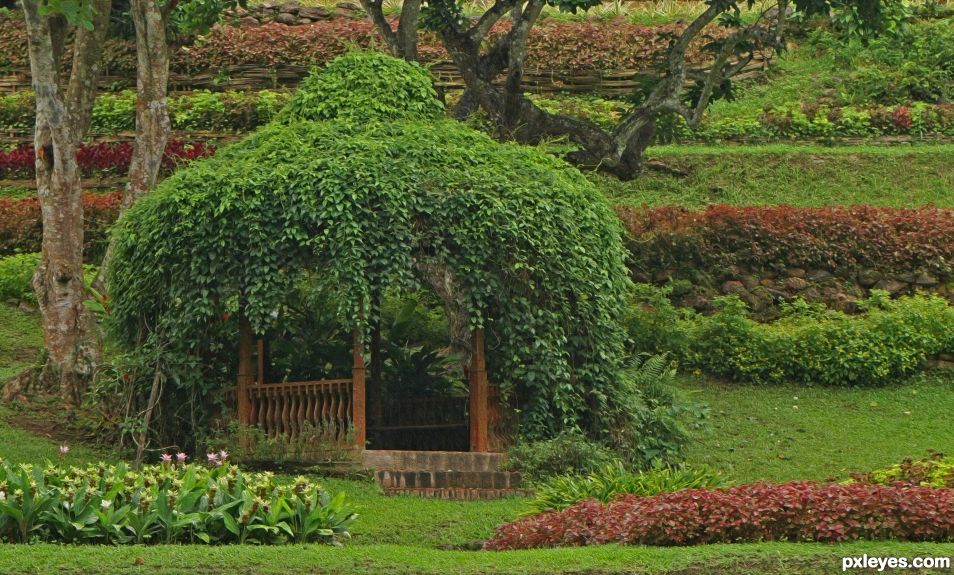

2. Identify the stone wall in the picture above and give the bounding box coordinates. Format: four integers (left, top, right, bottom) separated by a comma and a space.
225, 1, 364, 27
648, 265, 953, 320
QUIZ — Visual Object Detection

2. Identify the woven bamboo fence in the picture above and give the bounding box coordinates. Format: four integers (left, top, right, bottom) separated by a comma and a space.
0, 54, 770, 95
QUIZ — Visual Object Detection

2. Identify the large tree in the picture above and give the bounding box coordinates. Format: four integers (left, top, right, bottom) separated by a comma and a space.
21, 0, 111, 406
362, 0, 785, 178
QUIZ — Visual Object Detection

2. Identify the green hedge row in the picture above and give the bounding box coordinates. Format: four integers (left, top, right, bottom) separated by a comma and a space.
627, 286, 954, 386
0, 90, 290, 134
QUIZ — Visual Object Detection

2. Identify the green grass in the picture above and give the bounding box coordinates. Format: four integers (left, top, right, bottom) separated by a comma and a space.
593, 144, 954, 208
680, 370, 954, 483
0, 405, 106, 466
0, 304, 42, 381
1, 541, 953, 574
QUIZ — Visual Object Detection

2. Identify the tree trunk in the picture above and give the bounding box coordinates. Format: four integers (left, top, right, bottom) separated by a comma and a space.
95, 0, 171, 292
22, 0, 110, 407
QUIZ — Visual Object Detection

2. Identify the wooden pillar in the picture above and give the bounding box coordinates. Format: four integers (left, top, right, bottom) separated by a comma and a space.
469, 328, 489, 452
237, 314, 254, 425
256, 338, 266, 386
352, 328, 367, 449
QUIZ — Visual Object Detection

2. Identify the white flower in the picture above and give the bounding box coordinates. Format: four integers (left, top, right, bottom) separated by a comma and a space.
0, 491, 5, 501
100, 499, 112, 509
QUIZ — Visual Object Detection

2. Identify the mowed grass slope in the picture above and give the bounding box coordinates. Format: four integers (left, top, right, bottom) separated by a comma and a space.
680, 371, 954, 484
594, 144, 954, 209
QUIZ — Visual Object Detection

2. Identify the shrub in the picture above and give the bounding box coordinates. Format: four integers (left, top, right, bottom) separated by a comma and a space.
278, 52, 444, 124
505, 433, 618, 484
0, 253, 39, 304
0, 253, 100, 305
485, 481, 954, 549
0, 140, 216, 179
527, 463, 723, 514
853, 452, 954, 488
0, 459, 355, 544
0, 192, 122, 260
685, 292, 954, 386
624, 287, 954, 386
616, 204, 954, 280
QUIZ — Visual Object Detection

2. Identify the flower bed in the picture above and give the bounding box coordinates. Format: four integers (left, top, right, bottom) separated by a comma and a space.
0, 140, 215, 179
0, 192, 121, 260
485, 481, 954, 549
617, 204, 954, 280
0, 459, 355, 544
0, 13, 728, 79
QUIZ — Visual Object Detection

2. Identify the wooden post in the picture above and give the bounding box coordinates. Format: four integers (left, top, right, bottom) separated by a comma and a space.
469, 328, 489, 452
352, 328, 367, 449
256, 338, 266, 386
237, 314, 254, 425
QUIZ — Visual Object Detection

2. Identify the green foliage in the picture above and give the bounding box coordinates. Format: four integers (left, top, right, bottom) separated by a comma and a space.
109, 52, 632, 445
526, 463, 724, 514
171, 0, 247, 33
206, 422, 356, 466
861, 452, 954, 488
505, 433, 618, 484
0, 460, 355, 544
626, 286, 954, 386
277, 52, 444, 124
607, 354, 699, 467
0, 254, 98, 306
0, 253, 39, 304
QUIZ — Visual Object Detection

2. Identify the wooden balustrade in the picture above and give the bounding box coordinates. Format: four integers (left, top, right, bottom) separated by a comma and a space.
246, 379, 354, 442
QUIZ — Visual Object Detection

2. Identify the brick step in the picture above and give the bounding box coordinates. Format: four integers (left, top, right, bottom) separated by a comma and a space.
361, 450, 508, 472
382, 487, 533, 500
376, 469, 523, 490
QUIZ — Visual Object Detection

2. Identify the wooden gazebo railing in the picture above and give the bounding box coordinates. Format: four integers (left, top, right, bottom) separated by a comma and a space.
235, 313, 493, 452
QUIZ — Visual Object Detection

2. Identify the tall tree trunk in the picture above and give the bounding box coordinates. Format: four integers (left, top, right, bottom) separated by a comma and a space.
95, 0, 171, 292
22, 0, 111, 407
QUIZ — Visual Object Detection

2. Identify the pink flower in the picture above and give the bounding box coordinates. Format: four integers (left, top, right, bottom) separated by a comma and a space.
215, 458, 225, 467
207, 452, 219, 464
59, 445, 69, 457
176, 452, 187, 463
219, 450, 229, 461
160, 453, 172, 463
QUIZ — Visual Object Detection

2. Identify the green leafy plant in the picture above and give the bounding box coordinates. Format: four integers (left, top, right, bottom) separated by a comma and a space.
526, 462, 724, 514
505, 433, 618, 484
852, 451, 954, 488
0, 459, 356, 545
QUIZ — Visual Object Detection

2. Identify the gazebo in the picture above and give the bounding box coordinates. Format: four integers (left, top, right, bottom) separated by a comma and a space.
109, 53, 631, 462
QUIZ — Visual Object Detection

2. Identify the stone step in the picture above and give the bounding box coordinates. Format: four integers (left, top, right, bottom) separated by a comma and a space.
361, 450, 508, 472
382, 487, 533, 500
376, 469, 523, 490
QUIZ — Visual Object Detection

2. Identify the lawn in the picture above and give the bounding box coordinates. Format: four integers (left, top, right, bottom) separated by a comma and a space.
680, 371, 954, 483
593, 144, 954, 209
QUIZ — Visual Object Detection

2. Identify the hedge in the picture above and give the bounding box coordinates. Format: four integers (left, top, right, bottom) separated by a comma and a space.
0, 192, 121, 260
0, 13, 726, 78
486, 481, 954, 549
616, 204, 954, 279
0, 140, 216, 179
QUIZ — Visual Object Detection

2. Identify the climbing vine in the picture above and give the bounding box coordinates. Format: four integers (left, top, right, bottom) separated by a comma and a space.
108, 52, 632, 445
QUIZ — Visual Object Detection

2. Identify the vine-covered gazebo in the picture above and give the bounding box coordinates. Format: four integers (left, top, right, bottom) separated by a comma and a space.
109, 52, 632, 455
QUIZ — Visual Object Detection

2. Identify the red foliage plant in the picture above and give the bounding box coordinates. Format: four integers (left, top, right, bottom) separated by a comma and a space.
485, 481, 954, 549
0, 192, 122, 259
0, 140, 215, 179
615, 204, 954, 278
0, 10, 729, 77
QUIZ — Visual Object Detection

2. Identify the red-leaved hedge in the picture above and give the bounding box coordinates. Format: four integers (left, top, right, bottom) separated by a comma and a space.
0, 13, 726, 78
0, 140, 215, 179
616, 204, 954, 278
0, 192, 122, 260
485, 481, 954, 549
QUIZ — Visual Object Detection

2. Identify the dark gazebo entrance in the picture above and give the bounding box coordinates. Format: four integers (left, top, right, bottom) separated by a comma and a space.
235, 317, 498, 453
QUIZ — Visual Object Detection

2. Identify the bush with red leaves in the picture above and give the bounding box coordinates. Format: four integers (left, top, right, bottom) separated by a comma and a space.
0, 140, 216, 179
0, 192, 122, 261
616, 204, 954, 279
0, 11, 729, 78
485, 481, 954, 549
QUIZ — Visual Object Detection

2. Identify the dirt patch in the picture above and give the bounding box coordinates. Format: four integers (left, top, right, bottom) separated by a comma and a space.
6, 399, 95, 447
